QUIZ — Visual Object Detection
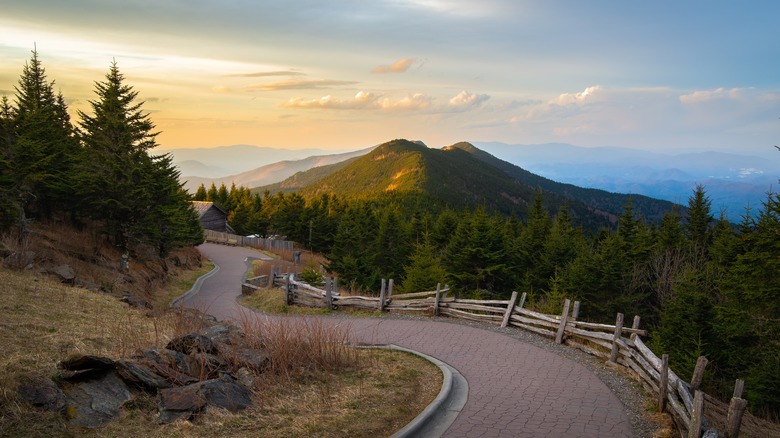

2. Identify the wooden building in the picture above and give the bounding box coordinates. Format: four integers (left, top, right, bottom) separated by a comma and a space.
192, 201, 235, 233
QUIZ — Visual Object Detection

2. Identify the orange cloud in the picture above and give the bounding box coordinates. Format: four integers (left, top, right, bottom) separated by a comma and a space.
371, 58, 416, 74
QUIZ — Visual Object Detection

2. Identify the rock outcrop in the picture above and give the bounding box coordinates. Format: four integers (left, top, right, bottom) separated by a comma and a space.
17, 318, 265, 429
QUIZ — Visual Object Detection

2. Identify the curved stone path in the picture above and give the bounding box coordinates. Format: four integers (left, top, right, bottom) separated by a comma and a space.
181, 243, 634, 437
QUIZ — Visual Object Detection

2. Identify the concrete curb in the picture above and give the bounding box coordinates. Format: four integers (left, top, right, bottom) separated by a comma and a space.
170, 260, 220, 307
362, 344, 468, 438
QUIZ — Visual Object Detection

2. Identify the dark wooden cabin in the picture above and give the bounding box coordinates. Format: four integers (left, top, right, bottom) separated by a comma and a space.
192, 201, 234, 233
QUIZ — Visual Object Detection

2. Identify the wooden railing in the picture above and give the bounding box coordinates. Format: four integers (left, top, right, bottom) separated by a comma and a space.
204, 230, 294, 252
260, 274, 753, 438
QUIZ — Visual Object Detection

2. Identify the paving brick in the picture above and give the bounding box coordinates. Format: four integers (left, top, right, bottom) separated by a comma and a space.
190, 243, 635, 438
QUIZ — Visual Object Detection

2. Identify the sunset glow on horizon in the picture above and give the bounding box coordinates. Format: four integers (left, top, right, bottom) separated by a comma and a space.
1, 1, 778, 155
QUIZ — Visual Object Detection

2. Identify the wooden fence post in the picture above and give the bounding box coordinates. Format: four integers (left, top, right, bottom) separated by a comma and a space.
725, 397, 747, 438
608, 312, 624, 364
732, 379, 744, 399
387, 279, 394, 306
517, 292, 527, 310
571, 301, 580, 320
555, 299, 571, 344
630, 315, 641, 341
690, 356, 708, 392
325, 276, 333, 309
501, 291, 519, 328
688, 390, 704, 438
378, 279, 386, 311
433, 283, 441, 316
285, 274, 293, 305
659, 353, 669, 413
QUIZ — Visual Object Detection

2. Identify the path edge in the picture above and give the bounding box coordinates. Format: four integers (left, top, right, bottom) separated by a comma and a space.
360, 344, 468, 438
170, 260, 220, 307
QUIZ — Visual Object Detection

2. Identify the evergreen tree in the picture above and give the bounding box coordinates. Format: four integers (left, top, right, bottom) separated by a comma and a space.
713, 193, 780, 413
685, 184, 713, 248
398, 232, 447, 293
193, 184, 207, 201
373, 208, 411, 281
11, 49, 79, 219
78, 61, 199, 257
0, 97, 16, 229
135, 154, 203, 257
443, 208, 508, 297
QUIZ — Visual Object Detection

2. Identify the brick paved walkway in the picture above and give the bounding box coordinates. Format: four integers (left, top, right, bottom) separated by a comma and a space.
184, 243, 634, 437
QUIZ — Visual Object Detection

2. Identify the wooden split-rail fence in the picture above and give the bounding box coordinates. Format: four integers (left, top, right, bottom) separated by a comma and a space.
204, 230, 294, 252
245, 273, 753, 438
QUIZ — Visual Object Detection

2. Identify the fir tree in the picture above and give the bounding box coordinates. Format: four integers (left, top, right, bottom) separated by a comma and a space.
11, 49, 79, 219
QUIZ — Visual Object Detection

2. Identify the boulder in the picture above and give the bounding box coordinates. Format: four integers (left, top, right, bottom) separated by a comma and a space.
64, 371, 132, 428
157, 377, 252, 424
185, 353, 227, 381
50, 264, 75, 284
17, 376, 66, 412
60, 355, 116, 381
157, 383, 205, 424
116, 359, 173, 390
200, 378, 253, 412
166, 333, 218, 355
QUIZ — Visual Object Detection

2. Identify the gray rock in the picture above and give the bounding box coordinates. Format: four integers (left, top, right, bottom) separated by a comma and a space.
116, 359, 173, 390
64, 371, 132, 428
17, 376, 66, 412
157, 378, 253, 424
200, 378, 252, 412
166, 333, 218, 355
157, 383, 205, 424
185, 353, 226, 381
235, 367, 256, 389
60, 355, 116, 371
60, 355, 116, 381
50, 264, 75, 283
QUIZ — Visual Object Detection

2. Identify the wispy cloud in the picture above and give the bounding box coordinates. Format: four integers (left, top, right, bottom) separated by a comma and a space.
283, 90, 432, 111
211, 85, 231, 93
679, 87, 744, 105
371, 58, 416, 74
246, 79, 358, 91
226, 70, 305, 78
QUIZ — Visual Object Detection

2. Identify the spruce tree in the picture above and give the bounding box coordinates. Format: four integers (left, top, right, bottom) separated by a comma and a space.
398, 232, 447, 294
685, 184, 713, 248
11, 49, 78, 219
78, 61, 200, 257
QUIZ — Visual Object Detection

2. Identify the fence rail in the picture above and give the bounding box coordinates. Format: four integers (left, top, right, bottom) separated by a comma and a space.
256, 273, 759, 438
204, 230, 294, 252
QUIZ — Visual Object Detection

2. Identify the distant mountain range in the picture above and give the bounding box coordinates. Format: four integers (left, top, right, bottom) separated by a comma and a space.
156, 144, 338, 178
473, 142, 780, 220
257, 139, 677, 229
178, 148, 372, 193
167, 141, 779, 221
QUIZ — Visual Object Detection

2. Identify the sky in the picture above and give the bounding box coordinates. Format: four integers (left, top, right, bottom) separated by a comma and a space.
1, 0, 779, 157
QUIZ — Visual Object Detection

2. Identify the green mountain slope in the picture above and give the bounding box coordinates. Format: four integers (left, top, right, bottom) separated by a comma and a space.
254, 139, 680, 228
444, 141, 680, 223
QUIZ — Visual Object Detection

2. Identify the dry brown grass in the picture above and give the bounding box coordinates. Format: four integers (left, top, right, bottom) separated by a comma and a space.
0, 239, 441, 437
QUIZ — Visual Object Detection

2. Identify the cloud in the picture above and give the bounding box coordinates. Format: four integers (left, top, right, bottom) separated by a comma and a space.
679, 87, 744, 105
371, 58, 416, 74
211, 85, 231, 93
550, 85, 603, 106
282, 90, 432, 111
448, 90, 490, 108
246, 79, 358, 91
226, 70, 305, 78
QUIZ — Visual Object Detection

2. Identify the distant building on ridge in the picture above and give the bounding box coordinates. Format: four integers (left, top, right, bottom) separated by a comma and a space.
192, 201, 234, 233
